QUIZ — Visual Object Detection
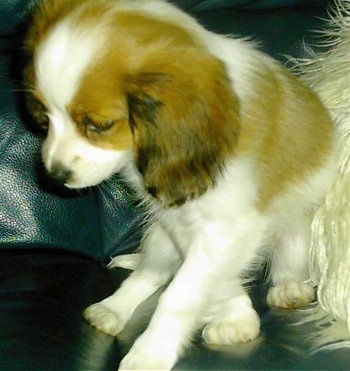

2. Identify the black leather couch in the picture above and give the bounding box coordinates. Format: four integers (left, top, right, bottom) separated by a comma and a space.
1, 0, 349, 369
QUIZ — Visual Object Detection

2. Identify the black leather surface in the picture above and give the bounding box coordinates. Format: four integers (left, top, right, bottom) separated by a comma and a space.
0, 251, 125, 370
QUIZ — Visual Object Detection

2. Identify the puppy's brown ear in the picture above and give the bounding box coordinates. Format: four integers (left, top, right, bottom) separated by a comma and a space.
127, 49, 240, 206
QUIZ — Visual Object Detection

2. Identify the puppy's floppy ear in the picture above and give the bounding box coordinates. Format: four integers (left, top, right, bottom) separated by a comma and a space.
127, 48, 240, 206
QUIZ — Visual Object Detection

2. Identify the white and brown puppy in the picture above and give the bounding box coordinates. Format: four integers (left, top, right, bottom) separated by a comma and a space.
24, 0, 336, 369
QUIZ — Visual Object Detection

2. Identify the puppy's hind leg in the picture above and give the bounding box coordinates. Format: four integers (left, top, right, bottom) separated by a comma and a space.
84, 223, 180, 337
267, 216, 315, 309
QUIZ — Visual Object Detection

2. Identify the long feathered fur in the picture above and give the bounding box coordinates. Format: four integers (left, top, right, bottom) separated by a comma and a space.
294, 0, 350, 348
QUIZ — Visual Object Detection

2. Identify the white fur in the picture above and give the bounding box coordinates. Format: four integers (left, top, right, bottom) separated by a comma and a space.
294, 0, 350, 348
33, 0, 336, 369
36, 14, 105, 107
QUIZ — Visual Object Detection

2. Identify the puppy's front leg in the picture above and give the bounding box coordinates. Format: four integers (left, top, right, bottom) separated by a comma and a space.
119, 243, 236, 370
84, 223, 180, 337
118, 251, 206, 369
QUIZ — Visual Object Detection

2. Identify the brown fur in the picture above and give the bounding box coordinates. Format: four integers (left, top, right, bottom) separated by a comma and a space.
236, 67, 334, 210
127, 49, 240, 206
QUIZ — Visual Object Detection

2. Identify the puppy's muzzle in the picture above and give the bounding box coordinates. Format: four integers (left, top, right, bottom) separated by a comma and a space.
46, 163, 72, 186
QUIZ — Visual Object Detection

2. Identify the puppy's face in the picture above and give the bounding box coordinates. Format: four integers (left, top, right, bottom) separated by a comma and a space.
27, 73, 133, 189
24, 14, 134, 189
24, 1, 240, 205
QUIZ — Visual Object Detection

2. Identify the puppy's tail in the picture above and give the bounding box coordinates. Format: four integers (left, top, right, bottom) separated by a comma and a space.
293, 0, 350, 349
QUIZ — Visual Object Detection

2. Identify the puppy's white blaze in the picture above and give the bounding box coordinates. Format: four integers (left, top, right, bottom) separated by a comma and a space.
35, 16, 106, 107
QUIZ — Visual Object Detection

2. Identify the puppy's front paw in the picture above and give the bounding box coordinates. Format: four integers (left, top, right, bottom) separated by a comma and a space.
119, 351, 173, 371
84, 303, 125, 336
118, 334, 176, 371
202, 309, 260, 346
267, 281, 315, 309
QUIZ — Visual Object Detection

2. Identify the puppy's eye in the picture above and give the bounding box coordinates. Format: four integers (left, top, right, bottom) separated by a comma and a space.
84, 116, 115, 133
26, 94, 49, 131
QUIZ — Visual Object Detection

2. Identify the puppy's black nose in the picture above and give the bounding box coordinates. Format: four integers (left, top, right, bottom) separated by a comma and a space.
48, 164, 72, 185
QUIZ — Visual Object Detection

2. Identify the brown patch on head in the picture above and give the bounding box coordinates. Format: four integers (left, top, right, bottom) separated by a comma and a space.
67, 7, 199, 153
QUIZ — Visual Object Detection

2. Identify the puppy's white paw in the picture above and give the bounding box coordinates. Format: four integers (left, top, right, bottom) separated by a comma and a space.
267, 281, 315, 309
119, 351, 173, 371
118, 334, 176, 371
84, 303, 125, 336
202, 309, 260, 346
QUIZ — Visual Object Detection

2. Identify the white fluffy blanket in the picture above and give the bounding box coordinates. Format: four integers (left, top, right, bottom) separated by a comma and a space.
296, 0, 350, 348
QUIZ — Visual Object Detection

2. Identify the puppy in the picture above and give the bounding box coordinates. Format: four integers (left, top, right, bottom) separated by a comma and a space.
24, 0, 336, 369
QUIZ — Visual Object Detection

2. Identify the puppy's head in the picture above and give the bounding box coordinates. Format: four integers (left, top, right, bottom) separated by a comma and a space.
24, 1, 240, 205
